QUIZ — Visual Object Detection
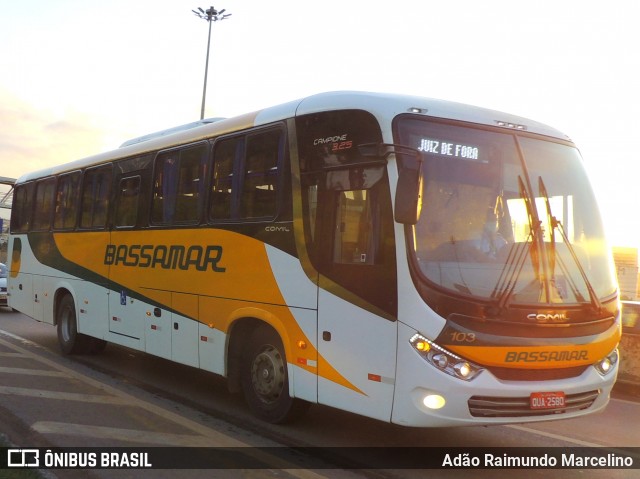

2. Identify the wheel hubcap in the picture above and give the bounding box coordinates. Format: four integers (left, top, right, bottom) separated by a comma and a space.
251, 345, 285, 404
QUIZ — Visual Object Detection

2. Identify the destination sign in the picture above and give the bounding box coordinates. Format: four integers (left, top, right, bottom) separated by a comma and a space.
418, 138, 482, 161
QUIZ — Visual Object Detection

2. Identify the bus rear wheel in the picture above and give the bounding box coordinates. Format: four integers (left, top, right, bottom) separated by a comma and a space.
240, 325, 309, 424
56, 294, 92, 355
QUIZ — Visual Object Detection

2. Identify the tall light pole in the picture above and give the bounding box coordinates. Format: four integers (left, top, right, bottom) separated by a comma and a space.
192, 6, 231, 120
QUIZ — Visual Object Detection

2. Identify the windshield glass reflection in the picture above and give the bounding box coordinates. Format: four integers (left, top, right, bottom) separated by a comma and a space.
395, 117, 617, 306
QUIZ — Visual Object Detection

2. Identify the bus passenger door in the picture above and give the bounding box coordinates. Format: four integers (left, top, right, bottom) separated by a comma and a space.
313, 182, 398, 422
295, 110, 398, 418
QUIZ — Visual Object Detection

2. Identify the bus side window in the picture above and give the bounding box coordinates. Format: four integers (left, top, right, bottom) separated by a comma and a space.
32, 178, 56, 231
80, 166, 112, 229
153, 144, 207, 225
241, 130, 282, 219
54, 171, 81, 230
175, 145, 205, 223
114, 176, 141, 227
210, 137, 242, 221
11, 182, 35, 233
152, 152, 178, 224
334, 189, 375, 265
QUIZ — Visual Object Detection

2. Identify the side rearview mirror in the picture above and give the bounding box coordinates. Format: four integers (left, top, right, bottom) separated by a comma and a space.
358, 143, 424, 224
395, 165, 423, 225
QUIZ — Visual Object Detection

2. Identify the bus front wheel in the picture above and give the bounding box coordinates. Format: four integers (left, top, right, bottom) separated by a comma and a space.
240, 325, 309, 423
56, 294, 92, 355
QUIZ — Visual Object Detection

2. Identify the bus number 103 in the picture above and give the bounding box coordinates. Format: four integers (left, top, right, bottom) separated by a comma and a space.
449, 332, 476, 343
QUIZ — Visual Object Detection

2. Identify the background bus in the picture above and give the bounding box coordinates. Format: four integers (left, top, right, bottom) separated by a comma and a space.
8, 91, 620, 427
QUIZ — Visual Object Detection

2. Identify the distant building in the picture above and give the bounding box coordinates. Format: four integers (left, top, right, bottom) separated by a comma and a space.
613, 246, 639, 300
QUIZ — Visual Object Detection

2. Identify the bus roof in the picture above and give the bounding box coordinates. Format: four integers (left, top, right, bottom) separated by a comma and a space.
15, 91, 572, 183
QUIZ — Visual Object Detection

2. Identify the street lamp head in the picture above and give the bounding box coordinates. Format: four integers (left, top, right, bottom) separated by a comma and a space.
193, 5, 231, 22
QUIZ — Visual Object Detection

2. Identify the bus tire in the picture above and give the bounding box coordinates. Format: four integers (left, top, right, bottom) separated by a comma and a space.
241, 325, 309, 424
56, 294, 92, 355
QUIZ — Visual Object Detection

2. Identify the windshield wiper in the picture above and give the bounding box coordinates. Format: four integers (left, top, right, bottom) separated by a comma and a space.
538, 176, 602, 312
490, 230, 532, 312
490, 176, 543, 311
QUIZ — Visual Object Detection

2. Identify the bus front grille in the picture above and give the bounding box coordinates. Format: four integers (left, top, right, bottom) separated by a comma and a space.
468, 390, 599, 418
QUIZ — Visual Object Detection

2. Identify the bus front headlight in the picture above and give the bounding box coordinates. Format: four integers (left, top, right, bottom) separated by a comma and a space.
594, 349, 619, 376
410, 334, 483, 381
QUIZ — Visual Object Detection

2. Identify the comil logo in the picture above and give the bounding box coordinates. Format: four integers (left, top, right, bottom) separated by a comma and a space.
7, 449, 40, 467
526, 312, 569, 323
264, 226, 290, 232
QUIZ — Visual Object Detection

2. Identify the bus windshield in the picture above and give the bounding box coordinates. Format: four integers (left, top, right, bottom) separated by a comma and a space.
395, 117, 617, 307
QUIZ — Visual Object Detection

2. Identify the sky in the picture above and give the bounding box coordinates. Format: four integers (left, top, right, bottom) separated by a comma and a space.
1, 0, 639, 250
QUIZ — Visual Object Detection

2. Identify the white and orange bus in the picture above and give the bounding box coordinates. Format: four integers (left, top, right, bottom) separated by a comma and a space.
8, 91, 620, 426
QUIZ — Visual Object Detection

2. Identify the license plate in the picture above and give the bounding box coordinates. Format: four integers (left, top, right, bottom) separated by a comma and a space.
530, 391, 566, 409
